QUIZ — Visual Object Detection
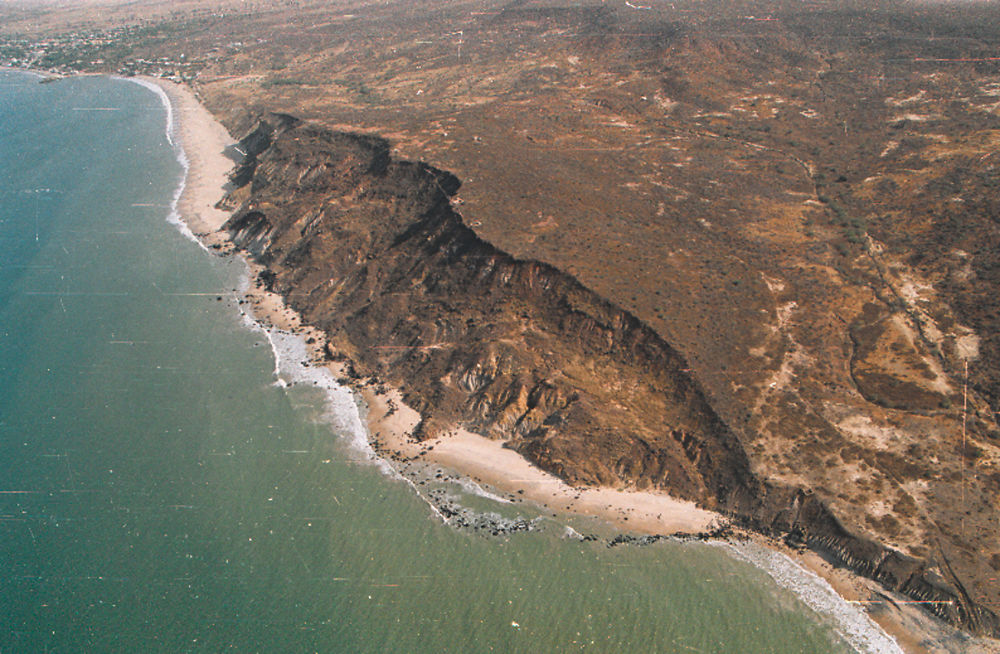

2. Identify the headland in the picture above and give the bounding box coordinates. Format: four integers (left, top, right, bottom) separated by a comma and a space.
143, 74, 998, 653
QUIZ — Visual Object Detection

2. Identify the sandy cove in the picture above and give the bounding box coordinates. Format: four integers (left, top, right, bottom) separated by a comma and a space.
144, 75, 1000, 654
361, 384, 720, 533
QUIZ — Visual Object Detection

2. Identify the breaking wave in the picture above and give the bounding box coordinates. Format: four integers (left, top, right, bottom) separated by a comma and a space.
121, 77, 206, 251
710, 540, 903, 654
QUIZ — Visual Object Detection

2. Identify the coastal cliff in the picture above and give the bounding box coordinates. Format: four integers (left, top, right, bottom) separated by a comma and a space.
9, 0, 1000, 646
220, 114, 999, 637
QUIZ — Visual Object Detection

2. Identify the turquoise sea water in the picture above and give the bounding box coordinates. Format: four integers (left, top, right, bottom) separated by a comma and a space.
0, 71, 892, 653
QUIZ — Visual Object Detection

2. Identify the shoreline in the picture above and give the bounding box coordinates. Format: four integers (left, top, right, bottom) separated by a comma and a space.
141, 73, 997, 654
134, 71, 726, 540
140, 76, 235, 244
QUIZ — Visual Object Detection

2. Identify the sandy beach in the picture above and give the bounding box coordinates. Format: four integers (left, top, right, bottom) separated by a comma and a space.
145, 74, 1000, 654
362, 383, 721, 534
143, 76, 235, 243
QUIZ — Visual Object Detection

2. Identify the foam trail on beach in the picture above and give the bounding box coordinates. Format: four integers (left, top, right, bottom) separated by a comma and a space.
233, 288, 450, 523
456, 477, 512, 504
121, 77, 207, 252
232, 284, 378, 463
262, 330, 286, 386
710, 540, 903, 654
264, 319, 453, 524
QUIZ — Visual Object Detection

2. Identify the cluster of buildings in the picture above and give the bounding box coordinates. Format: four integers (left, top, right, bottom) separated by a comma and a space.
0, 26, 230, 82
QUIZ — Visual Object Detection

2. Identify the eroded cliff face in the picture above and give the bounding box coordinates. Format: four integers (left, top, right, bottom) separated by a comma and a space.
223, 115, 752, 504
221, 115, 998, 636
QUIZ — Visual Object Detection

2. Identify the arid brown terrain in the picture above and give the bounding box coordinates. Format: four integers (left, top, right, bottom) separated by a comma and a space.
4, 0, 1000, 640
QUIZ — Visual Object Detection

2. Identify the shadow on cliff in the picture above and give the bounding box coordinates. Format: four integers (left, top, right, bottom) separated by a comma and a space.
217, 113, 998, 638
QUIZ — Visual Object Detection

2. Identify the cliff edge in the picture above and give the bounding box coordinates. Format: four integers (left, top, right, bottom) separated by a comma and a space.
220, 114, 1000, 637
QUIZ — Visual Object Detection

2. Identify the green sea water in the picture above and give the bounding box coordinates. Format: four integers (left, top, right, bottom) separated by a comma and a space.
0, 71, 896, 653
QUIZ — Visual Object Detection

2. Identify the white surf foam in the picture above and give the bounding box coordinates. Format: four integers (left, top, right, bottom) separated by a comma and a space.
233, 284, 380, 463
231, 276, 453, 524
119, 76, 207, 252
456, 477, 512, 504
710, 540, 903, 654
4, 68, 46, 80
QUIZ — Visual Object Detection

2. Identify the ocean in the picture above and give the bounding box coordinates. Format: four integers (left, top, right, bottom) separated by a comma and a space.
0, 70, 897, 653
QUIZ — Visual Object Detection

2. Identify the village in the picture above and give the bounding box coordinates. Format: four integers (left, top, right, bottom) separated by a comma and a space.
0, 18, 246, 81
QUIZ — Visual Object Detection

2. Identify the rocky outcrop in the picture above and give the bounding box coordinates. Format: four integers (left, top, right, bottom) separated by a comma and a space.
220, 115, 999, 637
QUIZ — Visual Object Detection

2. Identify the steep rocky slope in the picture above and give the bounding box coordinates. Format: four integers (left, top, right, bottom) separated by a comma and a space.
220, 114, 999, 636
